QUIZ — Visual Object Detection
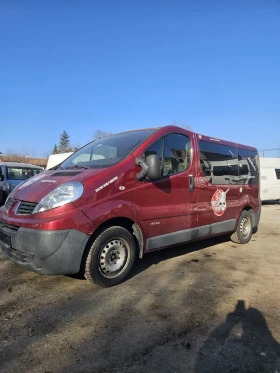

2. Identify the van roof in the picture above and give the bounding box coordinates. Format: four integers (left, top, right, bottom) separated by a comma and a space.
156, 125, 258, 152
0, 162, 44, 169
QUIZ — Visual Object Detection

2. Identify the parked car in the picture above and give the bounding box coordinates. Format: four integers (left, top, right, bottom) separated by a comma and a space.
0, 126, 261, 287
0, 162, 43, 205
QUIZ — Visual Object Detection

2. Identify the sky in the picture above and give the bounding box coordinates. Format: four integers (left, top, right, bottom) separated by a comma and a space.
1, 0, 280, 158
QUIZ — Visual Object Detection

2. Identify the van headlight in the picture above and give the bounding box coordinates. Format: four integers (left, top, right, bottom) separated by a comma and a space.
33, 182, 84, 213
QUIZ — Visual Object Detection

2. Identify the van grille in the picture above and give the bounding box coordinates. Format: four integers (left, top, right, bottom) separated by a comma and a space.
0, 219, 20, 232
2, 246, 34, 263
16, 201, 38, 215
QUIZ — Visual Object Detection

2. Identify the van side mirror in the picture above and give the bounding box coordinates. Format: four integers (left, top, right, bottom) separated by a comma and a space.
136, 154, 161, 181
146, 154, 161, 180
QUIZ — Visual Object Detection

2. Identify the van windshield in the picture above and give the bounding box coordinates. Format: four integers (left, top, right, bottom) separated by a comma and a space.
7, 167, 42, 180
60, 129, 157, 169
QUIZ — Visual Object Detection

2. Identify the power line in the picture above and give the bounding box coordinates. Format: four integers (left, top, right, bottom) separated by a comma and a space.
259, 148, 280, 157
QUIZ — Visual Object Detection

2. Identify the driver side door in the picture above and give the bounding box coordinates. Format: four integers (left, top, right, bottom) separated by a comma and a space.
134, 132, 197, 251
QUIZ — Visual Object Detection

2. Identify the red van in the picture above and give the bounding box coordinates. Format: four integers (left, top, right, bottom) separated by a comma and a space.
0, 126, 261, 287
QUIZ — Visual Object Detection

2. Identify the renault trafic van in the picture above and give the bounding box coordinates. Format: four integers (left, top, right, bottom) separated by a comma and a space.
0, 126, 261, 287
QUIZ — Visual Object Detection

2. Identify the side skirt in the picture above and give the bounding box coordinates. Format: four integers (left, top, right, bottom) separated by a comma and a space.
146, 219, 236, 251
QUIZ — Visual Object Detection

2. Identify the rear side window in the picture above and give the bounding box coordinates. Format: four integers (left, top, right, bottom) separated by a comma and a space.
199, 141, 259, 185
144, 133, 190, 179
275, 169, 280, 180
237, 148, 259, 185
199, 141, 238, 185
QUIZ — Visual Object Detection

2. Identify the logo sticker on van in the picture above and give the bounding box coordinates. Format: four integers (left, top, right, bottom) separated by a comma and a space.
211, 189, 229, 216
95, 177, 118, 193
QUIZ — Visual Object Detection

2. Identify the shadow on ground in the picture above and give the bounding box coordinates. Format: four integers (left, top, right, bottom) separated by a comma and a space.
195, 300, 280, 373
129, 234, 230, 280
70, 234, 230, 283
0, 224, 276, 373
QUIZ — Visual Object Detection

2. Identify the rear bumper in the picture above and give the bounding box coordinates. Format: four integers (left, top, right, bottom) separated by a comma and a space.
0, 223, 90, 275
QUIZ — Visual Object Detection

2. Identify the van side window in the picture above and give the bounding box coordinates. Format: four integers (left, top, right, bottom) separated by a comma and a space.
163, 134, 190, 177
237, 148, 259, 185
144, 134, 190, 179
144, 138, 164, 174
275, 169, 280, 180
199, 141, 238, 185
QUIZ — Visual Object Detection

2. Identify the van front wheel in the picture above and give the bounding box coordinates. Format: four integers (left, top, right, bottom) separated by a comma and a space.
231, 210, 253, 244
84, 226, 136, 287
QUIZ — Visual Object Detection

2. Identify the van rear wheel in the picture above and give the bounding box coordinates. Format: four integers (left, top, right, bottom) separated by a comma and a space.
231, 210, 253, 244
84, 226, 136, 287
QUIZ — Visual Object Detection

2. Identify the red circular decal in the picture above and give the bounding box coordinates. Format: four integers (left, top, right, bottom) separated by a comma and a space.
211, 189, 229, 217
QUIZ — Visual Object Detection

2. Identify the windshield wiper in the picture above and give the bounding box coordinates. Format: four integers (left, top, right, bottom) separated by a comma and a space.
65, 165, 89, 169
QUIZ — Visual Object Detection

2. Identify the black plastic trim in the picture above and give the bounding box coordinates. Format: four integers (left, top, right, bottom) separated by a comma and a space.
0, 227, 90, 275
146, 219, 236, 251
254, 200, 261, 227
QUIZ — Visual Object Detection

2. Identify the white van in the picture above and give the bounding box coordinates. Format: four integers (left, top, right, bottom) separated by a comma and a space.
260, 158, 280, 202
46, 152, 73, 170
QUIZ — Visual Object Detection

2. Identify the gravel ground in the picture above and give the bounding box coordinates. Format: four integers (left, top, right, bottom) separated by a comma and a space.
1, 203, 280, 373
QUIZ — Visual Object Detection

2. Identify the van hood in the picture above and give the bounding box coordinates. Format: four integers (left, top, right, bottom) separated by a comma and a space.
9, 168, 105, 203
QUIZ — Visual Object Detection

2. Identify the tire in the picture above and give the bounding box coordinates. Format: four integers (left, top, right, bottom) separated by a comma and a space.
231, 210, 253, 244
84, 226, 136, 287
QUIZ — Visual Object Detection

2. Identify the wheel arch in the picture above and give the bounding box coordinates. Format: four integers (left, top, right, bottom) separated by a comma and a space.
241, 205, 255, 227
80, 216, 144, 274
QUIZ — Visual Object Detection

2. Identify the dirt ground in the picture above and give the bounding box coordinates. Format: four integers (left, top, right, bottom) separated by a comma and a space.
1, 204, 280, 373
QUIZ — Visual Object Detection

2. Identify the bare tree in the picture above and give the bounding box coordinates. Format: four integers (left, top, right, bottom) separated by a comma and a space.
172, 120, 193, 131
180, 124, 193, 131
93, 130, 112, 140
6, 148, 37, 157
69, 143, 81, 152
4, 148, 38, 163
43, 149, 54, 158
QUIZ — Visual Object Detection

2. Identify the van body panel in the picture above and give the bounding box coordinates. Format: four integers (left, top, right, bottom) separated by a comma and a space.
195, 134, 260, 233
10, 168, 105, 203
0, 201, 94, 235
133, 127, 198, 249
134, 173, 197, 243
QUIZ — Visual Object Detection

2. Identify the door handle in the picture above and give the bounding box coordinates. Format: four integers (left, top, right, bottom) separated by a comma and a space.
189, 175, 195, 193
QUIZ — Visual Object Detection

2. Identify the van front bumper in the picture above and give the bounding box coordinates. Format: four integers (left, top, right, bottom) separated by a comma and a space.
0, 222, 90, 275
